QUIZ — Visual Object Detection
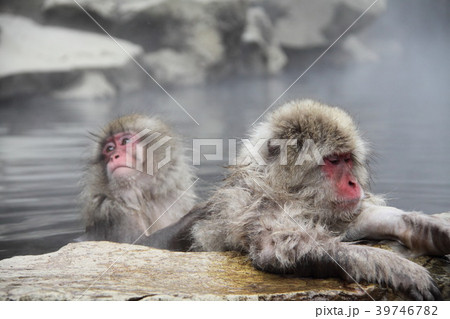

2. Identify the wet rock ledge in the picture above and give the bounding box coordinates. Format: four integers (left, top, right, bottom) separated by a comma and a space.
0, 241, 448, 301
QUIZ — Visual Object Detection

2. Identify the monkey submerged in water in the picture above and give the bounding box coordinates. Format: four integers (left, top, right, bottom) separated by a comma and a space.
147, 99, 450, 300
80, 114, 196, 244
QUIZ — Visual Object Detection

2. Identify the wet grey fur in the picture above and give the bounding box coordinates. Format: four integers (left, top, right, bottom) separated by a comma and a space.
187, 100, 448, 300
80, 114, 196, 243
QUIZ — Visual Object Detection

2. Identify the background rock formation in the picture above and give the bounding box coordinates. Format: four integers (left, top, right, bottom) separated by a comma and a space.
0, 0, 387, 98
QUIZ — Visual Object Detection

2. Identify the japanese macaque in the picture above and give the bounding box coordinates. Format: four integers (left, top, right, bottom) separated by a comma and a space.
80, 114, 196, 244
147, 100, 450, 300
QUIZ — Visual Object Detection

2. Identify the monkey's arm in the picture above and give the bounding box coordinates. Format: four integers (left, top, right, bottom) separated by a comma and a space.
342, 203, 450, 256
249, 228, 441, 300
137, 206, 206, 251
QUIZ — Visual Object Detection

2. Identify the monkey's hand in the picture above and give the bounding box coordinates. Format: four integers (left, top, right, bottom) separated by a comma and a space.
400, 213, 450, 256
336, 244, 443, 301
342, 205, 450, 256
249, 231, 442, 300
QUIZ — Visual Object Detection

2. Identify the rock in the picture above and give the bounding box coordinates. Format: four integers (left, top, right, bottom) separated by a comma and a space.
39, 0, 390, 84
411, 255, 450, 300
134, 0, 228, 86
42, 0, 117, 31
2, 0, 391, 89
43, 0, 250, 84
240, 6, 287, 74
0, 14, 143, 99
43, 0, 246, 49
0, 0, 45, 20
257, 0, 387, 49
52, 71, 116, 100
43, 0, 289, 82
142, 49, 206, 86
0, 241, 448, 301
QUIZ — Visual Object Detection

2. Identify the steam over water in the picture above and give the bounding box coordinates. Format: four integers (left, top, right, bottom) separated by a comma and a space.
0, 0, 449, 259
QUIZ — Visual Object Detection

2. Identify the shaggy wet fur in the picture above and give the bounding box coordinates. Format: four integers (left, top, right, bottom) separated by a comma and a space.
188, 100, 446, 300
80, 114, 196, 243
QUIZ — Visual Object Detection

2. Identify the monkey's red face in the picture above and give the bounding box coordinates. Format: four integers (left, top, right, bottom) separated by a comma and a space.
102, 132, 137, 177
321, 153, 362, 210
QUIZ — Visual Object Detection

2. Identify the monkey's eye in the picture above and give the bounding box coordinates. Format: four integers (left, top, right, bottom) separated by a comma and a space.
329, 159, 340, 165
121, 137, 131, 145
103, 143, 115, 154
326, 157, 340, 165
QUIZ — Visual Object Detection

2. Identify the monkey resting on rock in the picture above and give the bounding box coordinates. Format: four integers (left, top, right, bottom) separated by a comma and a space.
145, 100, 450, 301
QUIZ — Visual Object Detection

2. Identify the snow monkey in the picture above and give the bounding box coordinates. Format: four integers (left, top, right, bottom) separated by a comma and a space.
146, 100, 450, 300
80, 114, 196, 244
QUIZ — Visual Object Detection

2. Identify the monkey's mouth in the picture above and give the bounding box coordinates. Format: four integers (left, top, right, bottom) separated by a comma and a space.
334, 199, 361, 210
109, 165, 137, 177
112, 166, 135, 172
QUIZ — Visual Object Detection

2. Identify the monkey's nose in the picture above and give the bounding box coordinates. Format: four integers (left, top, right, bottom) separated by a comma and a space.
348, 180, 356, 188
110, 153, 120, 161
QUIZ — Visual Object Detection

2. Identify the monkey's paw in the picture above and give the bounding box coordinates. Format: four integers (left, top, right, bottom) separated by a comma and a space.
393, 263, 442, 301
